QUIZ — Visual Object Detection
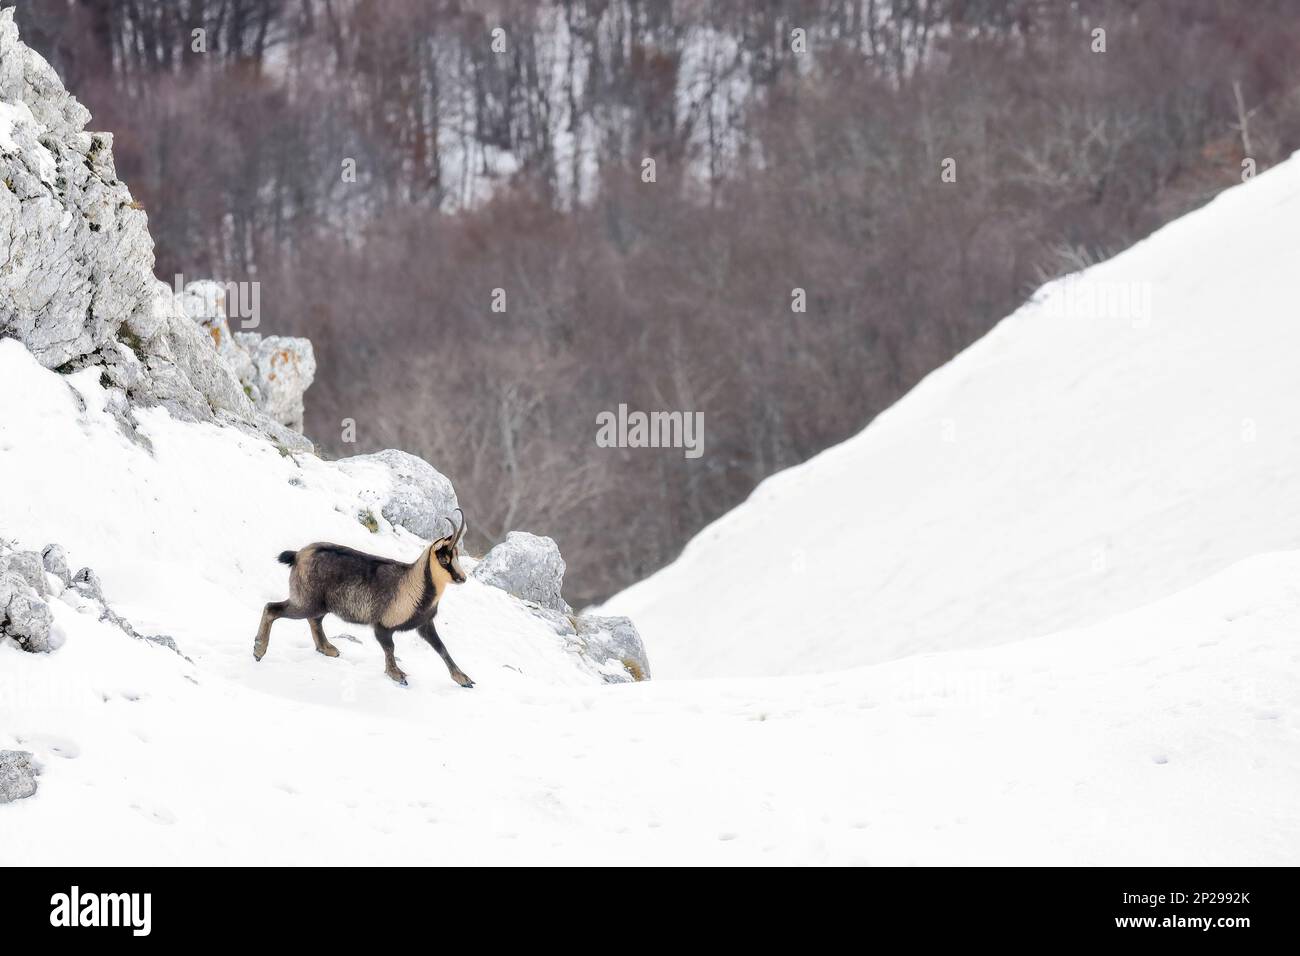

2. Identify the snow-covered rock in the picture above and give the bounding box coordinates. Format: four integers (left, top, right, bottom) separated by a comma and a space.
0, 541, 55, 655
0, 540, 55, 652
473, 531, 570, 613
41, 543, 71, 587
1, 535, 180, 655
0, 750, 38, 803
574, 613, 651, 682
0, 546, 47, 596
71, 566, 102, 601
337, 448, 459, 541
0, 571, 52, 652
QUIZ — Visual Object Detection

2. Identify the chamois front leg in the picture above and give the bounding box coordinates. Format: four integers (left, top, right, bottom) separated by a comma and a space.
417, 621, 474, 688
373, 626, 407, 685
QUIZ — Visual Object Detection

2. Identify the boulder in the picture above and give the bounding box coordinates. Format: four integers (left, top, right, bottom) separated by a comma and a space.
0, 750, 38, 803
473, 531, 570, 613
71, 566, 102, 601
0, 569, 53, 652
575, 614, 652, 682
0, 548, 47, 596
41, 543, 71, 587
0, 541, 54, 652
337, 449, 459, 540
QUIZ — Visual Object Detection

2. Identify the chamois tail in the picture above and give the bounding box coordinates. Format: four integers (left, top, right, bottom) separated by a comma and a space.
277, 550, 298, 566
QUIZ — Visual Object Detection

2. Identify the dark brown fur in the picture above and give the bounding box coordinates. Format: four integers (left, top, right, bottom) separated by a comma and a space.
253, 517, 471, 687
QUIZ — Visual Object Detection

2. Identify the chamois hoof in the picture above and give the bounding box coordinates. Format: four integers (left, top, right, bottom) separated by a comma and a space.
387, 671, 408, 686
456, 674, 475, 688
317, 643, 340, 658
253, 641, 267, 661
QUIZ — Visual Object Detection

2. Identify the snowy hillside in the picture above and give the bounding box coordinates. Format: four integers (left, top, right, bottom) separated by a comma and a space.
0, 340, 605, 692
607, 154, 1300, 679
2, 341, 1296, 863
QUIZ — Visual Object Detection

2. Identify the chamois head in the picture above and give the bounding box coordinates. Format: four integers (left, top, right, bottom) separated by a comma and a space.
432, 508, 468, 584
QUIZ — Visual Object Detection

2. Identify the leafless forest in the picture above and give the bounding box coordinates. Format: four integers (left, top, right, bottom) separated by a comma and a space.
16, 0, 1300, 603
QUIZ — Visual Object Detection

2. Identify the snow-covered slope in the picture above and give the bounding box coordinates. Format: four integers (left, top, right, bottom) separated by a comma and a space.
3, 373, 1298, 864
607, 155, 1300, 679
0, 338, 606, 688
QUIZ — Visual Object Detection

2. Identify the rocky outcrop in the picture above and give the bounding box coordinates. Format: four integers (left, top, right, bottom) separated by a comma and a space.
337, 449, 460, 541
471, 530, 651, 682
0, 557, 54, 652
0, 8, 154, 370
0, 10, 312, 452
180, 279, 316, 432
0, 538, 56, 652
0, 750, 38, 803
0, 537, 181, 657
472, 531, 571, 613
506, 603, 650, 683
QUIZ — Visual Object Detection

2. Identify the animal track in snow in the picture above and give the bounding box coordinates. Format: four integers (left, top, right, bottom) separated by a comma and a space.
14, 733, 80, 759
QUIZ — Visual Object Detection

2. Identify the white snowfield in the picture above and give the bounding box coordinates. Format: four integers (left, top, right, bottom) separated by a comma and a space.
2, 157, 1299, 865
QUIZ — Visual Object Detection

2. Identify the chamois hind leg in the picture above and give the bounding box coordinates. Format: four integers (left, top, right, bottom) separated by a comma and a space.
373, 627, 406, 685
417, 621, 474, 688
253, 600, 309, 661
309, 617, 340, 657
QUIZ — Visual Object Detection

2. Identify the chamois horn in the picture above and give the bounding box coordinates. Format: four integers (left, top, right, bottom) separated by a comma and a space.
451, 507, 466, 546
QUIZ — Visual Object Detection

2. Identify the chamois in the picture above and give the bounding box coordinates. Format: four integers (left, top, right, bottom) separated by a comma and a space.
253, 509, 473, 687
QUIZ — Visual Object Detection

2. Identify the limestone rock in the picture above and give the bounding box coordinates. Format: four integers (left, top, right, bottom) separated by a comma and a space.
41, 543, 70, 587
234, 332, 316, 432
0, 8, 155, 370
0, 548, 47, 596
0, 750, 38, 803
0, 569, 53, 652
472, 531, 570, 614
575, 614, 651, 682
337, 449, 460, 541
